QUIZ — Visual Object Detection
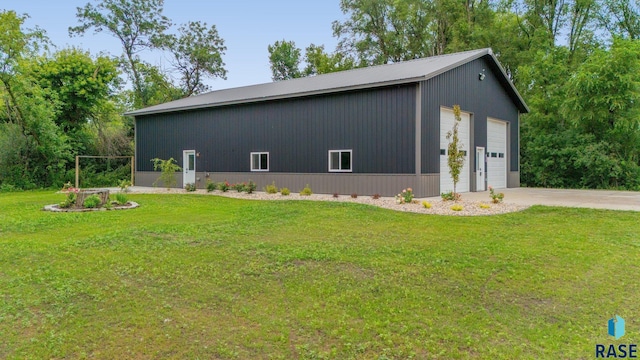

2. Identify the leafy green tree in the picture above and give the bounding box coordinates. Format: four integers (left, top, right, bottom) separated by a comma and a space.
0, 10, 68, 188
34, 48, 119, 133
332, 0, 434, 64
164, 21, 227, 96
447, 105, 466, 197
303, 44, 355, 76
70, 0, 171, 108
268, 40, 302, 81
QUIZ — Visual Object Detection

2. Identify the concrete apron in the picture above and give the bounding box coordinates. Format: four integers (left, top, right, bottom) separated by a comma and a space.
430, 188, 640, 211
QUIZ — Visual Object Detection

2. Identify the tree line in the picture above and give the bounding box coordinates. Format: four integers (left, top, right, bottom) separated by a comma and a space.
0, 0, 226, 189
269, 0, 640, 190
1, 0, 639, 190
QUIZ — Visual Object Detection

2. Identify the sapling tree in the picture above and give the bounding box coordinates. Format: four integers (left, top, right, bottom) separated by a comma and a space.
447, 105, 466, 199
151, 157, 181, 189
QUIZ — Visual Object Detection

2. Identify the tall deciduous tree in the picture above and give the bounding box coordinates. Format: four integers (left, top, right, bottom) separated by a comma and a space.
164, 21, 227, 96
268, 40, 302, 81
0, 10, 68, 188
69, 0, 171, 108
34, 48, 119, 133
332, 0, 434, 64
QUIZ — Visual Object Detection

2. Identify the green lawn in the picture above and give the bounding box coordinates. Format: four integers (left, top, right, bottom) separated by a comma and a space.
0, 191, 638, 359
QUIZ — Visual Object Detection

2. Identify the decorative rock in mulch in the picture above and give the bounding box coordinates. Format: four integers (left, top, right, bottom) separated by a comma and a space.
130, 188, 528, 216
43, 201, 140, 212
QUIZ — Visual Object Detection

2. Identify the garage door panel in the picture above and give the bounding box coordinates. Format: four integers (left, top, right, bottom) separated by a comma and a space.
487, 119, 507, 189
440, 108, 470, 193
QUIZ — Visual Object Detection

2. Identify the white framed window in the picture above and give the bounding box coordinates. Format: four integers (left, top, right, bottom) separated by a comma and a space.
251, 152, 269, 171
328, 149, 352, 172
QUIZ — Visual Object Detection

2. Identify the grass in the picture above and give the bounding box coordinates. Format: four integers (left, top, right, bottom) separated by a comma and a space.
0, 191, 639, 359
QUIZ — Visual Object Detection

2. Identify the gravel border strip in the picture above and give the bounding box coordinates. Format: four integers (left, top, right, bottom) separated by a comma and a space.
128, 188, 529, 216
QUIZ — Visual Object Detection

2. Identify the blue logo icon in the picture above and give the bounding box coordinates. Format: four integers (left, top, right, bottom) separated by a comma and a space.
608, 315, 626, 340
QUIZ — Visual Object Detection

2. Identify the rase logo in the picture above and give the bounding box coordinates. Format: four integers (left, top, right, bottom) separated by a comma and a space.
596, 315, 637, 359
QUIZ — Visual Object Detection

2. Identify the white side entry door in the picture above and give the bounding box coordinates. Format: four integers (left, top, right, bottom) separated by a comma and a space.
183, 150, 196, 186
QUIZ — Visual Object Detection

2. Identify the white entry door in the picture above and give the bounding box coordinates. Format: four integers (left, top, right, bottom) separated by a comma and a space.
183, 150, 196, 186
440, 107, 470, 193
476, 147, 485, 191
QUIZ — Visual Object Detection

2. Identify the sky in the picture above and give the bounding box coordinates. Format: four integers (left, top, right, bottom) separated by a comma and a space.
5, 0, 346, 91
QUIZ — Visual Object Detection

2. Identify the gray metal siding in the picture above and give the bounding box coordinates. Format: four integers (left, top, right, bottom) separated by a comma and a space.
135, 171, 440, 197
421, 56, 520, 174
136, 85, 416, 174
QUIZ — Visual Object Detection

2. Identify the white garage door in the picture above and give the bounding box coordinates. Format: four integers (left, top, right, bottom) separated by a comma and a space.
440, 108, 470, 193
487, 119, 507, 189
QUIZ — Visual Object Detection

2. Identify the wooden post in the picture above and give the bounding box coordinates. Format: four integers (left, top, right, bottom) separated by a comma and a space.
75, 156, 80, 188
131, 156, 135, 186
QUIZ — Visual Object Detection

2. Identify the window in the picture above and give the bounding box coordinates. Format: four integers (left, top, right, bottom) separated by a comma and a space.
440, 149, 446, 155
251, 152, 269, 171
329, 150, 352, 172
498, 153, 505, 158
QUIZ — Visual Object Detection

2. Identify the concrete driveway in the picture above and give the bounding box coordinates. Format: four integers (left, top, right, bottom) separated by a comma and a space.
452, 188, 640, 211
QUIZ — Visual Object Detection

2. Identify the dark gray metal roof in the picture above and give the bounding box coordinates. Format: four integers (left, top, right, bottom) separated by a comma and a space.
126, 48, 528, 116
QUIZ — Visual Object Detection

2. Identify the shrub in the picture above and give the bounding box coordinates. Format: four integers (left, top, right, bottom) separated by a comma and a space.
184, 183, 197, 192
451, 204, 464, 211
219, 181, 230, 192
264, 181, 278, 194
151, 158, 181, 189
351, 193, 358, 198
300, 184, 312, 196
422, 201, 432, 209
119, 179, 132, 193
280, 187, 291, 196
115, 193, 128, 205
206, 180, 217, 192
333, 193, 339, 198
441, 191, 461, 201
83, 194, 101, 209
232, 183, 245, 192
479, 203, 491, 209
245, 181, 257, 194
489, 186, 504, 203
59, 191, 78, 209
0, 183, 21, 193
371, 193, 381, 200
394, 188, 414, 204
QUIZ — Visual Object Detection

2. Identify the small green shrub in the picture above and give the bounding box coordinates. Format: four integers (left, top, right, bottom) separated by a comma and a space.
280, 187, 290, 196
265, 181, 278, 194
245, 181, 257, 194
395, 188, 414, 204
232, 183, 245, 192
441, 191, 461, 201
422, 201, 432, 209
219, 181, 230, 192
451, 204, 463, 211
489, 186, 504, 203
59, 192, 77, 209
118, 179, 131, 193
184, 183, 197, 192
479, 203, 491, 209
83, 195, 101, 209
115, 193, 128, 205
300, 184, 312, 196
0, 183, 21, 193
206, 180, 217, 192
